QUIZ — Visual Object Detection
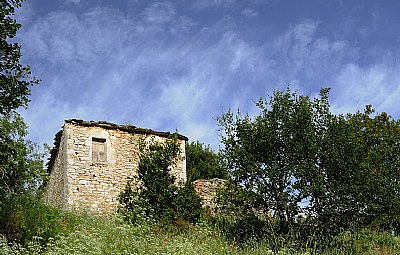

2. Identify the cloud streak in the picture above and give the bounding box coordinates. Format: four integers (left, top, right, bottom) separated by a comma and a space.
16, 0, 400, 149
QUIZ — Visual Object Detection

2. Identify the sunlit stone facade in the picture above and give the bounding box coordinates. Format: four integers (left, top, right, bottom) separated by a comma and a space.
43, 119, 187, 212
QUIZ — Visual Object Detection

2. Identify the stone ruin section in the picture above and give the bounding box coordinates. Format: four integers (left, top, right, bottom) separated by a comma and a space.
193, 178, 226, 212
43, 119, 187, 212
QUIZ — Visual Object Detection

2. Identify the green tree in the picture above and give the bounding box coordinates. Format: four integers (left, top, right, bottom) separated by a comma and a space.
0, 0, 49, 244
1, 0, 39, 114
318, 106, 400, 230
186, 141, 228, 183
137, 136, 182, 223
218, 87, 331, 234
217, 86, 400, 240
119, 136, 202, 226
0, 115, 46, 196
0, 0, 43, 197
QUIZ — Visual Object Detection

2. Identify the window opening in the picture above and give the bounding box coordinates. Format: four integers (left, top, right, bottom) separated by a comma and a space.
92, 138, 107, 162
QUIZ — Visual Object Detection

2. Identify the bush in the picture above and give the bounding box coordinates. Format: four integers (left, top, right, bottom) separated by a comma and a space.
118, 136, 203, 227
119, 181, 203, 227
173, 183, 203, 224
118, 181, 154, 225
0, 194, 76, 247
186, 141, 228, 183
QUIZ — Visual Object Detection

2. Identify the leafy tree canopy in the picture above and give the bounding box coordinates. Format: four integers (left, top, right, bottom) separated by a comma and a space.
0, 0, 44, 197
0, 0, 39, 115
217, 86, 400, 236
186, 141, 228, 183
0, 0, 47, 243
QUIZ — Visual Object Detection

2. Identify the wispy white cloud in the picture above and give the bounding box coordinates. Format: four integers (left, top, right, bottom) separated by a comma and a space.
169, 16, 197, 34
19, 15, 336, 147
16, 1, 400, 150
65, 0, 80, 4
332, 62, 400, 118
242, 8, 257, 17
193, 0, 235, 9
140, 2, 176, 24
266, 19, 356, 92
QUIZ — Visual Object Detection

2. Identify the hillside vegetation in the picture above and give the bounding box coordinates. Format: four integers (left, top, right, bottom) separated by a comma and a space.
1, 208, 399, 254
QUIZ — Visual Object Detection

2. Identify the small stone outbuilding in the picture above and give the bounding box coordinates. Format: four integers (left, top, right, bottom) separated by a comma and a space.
43, 119, 187, 212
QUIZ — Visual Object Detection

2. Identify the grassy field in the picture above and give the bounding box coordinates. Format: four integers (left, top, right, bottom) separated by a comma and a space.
1, 211, 399, 255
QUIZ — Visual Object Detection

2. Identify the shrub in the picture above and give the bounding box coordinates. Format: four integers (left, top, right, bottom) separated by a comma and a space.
0, 194, 77, 248
173, 183, 203, 224
118, 135, 203, 227
186, 141, 228, 183
118, 181, 153, 225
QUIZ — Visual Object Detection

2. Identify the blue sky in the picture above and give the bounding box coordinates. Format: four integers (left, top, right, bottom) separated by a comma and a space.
15, 0, 400, 149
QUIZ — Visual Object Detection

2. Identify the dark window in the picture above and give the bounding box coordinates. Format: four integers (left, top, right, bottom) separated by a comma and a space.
92, 138, 107, 163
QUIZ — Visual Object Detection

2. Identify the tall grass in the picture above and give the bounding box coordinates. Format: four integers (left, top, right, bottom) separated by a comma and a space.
1, 207, 399, 254
1, 211, 238, 255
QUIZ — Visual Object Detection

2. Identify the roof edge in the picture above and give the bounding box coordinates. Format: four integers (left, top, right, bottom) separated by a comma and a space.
65, 119, 188, 141
47, 119, 188, 174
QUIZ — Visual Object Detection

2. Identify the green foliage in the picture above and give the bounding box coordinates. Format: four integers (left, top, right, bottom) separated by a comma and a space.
212, 213, 271, 244
117, 182, 150, 225
0, 194, 77, 248
316, 106, 400, 231
119, 135, 202, 226
0, 114, 47, 197
137, 136, 182, 224
217, 86, 400, 244
186, 141, 228, 183
0, 0, 43, 196
0, 1, 47, 248
214, 181, 276, 243
217, 87, 329, 236
0, 213, 241, 255
335, 229, 400, 254
1, 210, 398, 254
173, 183, 203, 224
0, 0, 40, 115
0, 0, 44, 197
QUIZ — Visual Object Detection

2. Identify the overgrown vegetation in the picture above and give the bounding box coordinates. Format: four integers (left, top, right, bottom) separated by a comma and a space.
0, 0, 43, 197
186, 141, 228, 183
0, 0, 47, 246
1, 211, 400, 254
216, 87, 400, 250
118, 136, 203, 226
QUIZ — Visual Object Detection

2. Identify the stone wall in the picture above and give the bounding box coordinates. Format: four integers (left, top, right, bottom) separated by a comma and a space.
43, 131, 68, 209
44, 120, 187, 212
193, 178, 226, 211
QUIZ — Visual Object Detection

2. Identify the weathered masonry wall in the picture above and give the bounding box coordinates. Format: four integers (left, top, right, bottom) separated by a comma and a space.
43, 131, 68, 209
44, 120, 187, 212
193, 178, 226, 211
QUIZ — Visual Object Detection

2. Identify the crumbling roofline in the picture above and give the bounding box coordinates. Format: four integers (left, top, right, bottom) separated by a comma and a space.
47, 119, 188, 174
65, 119, 188, 141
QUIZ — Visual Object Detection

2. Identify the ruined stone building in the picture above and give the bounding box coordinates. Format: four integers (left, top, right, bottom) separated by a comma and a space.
44, 119, 187, 212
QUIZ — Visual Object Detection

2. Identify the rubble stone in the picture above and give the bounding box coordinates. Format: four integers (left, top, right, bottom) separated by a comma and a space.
193, 178, 226, 211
